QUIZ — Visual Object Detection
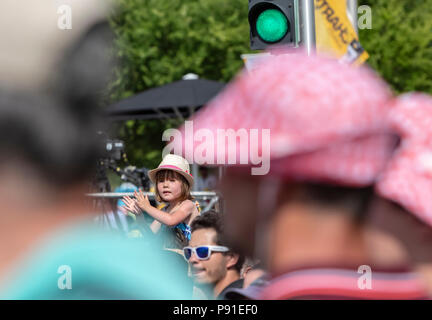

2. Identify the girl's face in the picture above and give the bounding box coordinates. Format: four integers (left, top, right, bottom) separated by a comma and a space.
157, 173, 183, 202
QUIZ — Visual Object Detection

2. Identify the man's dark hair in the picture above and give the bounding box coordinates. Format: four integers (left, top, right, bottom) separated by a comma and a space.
191, 210, 245, 273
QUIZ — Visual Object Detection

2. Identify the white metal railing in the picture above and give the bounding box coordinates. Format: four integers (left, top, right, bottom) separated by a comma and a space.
87, 191, 221, 213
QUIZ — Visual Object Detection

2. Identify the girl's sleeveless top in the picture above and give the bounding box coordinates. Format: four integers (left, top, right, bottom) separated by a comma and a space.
160, 201, 201, 248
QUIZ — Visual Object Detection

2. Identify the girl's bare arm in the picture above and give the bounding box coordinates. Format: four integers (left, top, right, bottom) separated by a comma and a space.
135, 190, 194, 226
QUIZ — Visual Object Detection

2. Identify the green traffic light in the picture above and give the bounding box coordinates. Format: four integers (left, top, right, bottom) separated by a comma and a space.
256, 9, 288, 43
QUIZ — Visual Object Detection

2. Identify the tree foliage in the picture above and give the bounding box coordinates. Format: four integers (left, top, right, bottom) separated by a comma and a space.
108, 0, 251, 168
108, 0, 432, 168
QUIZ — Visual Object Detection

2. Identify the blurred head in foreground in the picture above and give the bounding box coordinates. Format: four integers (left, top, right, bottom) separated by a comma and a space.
0, 91, 193, 300
0, 91, 100, 280
176, 50, 429, 299
0, 1, 195, 296
0, 91, 101, 214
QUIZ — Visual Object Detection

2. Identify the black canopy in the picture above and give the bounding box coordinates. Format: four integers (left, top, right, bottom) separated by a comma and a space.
106, 76, 225, 120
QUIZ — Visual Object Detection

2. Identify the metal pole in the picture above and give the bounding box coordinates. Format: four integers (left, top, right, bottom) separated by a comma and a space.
347, 0, 358, 35
299, 0, 316, 55
192, 163, 198, 191
218, 166, 224, 181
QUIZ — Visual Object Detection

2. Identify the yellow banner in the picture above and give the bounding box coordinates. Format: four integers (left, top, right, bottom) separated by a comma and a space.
315, 0, 369, 66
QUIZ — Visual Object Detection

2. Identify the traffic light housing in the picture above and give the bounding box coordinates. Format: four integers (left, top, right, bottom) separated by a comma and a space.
248, 0, 296, 50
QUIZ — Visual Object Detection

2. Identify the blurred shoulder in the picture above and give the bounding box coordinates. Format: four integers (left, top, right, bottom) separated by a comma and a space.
1, 221, 193, 299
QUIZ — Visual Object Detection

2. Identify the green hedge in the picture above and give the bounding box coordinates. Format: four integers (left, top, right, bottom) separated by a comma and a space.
359, 0, 432, 94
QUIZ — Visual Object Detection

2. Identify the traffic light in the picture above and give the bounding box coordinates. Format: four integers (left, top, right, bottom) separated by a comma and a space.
248, 0, 296, 50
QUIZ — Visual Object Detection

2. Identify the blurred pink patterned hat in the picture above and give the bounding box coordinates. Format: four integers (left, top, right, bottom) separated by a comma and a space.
376, 93, 432, 227
175, 50, 397, 187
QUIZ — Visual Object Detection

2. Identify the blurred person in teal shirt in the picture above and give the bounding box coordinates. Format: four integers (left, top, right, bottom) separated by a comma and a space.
0, 92, 193, 299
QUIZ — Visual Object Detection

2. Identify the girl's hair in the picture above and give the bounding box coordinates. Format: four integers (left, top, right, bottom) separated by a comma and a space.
154, 170, 193, 203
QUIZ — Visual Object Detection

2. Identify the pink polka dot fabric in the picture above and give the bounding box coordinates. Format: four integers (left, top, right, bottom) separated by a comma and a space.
376, 93, 432, 227
176, 50, 397, 186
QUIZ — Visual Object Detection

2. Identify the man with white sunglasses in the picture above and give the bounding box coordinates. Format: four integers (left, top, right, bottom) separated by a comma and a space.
184, 211, 245, 299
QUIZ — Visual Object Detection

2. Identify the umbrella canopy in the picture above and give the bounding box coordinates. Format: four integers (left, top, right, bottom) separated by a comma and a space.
106, 75, 225, 120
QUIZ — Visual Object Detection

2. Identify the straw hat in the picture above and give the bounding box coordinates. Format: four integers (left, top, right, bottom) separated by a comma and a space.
148, 154, 194, 187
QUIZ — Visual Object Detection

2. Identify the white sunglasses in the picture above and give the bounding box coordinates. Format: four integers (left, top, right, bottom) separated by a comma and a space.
183, 245, 229, 261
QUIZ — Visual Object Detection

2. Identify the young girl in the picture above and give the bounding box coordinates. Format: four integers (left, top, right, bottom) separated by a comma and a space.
122, 154, 200, 248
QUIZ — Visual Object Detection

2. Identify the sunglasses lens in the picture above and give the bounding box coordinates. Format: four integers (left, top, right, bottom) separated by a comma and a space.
184, 248, 192, 260
196, 246, 210, 259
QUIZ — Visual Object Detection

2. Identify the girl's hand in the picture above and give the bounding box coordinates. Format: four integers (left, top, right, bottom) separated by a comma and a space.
135, 189, 152, 211
122, 196, 141, 215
